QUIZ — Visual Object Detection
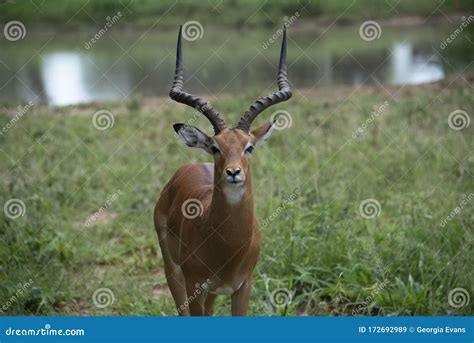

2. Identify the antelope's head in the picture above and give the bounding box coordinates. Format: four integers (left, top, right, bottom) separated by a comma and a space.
170, 25, 292, 192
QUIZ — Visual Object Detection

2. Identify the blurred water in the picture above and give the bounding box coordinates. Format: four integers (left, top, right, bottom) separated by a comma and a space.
0, 25, 465, 106
390, 42, 445, 84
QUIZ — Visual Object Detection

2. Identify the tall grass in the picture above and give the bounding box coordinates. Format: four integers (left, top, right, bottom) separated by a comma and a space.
0, 78, 472, 315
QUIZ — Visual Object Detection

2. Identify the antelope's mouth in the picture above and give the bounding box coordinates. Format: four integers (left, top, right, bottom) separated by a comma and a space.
225, 176, 244, 185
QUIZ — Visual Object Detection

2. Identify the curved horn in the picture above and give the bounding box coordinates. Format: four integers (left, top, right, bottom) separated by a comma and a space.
169, 25, 226, 134
235, 27, 292, 132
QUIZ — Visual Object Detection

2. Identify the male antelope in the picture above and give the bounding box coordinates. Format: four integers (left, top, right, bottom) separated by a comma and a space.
154, 26, 292, 316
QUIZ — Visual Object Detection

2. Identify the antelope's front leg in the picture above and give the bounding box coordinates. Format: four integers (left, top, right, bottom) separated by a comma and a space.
231, 277, 252, 316
185, 280, 206, 316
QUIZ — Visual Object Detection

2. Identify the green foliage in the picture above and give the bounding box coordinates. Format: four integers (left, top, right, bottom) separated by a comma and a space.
0, 79, 472, 315
0, 0, 471, 28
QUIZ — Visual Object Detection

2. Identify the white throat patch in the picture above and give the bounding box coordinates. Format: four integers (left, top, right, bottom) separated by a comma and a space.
223, 185, 244, 205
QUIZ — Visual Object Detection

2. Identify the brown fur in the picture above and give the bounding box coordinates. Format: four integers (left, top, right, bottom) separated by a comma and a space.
154, 127, 270, 316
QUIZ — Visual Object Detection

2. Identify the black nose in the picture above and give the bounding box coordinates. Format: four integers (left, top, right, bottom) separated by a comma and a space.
226, 168, 241, 177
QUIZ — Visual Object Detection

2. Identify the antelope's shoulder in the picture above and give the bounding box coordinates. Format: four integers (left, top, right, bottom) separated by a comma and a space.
165, 164, 213, 219
172, 163, 214, 187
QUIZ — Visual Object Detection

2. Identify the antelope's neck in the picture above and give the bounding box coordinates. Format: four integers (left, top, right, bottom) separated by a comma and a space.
209, 180, 255, 236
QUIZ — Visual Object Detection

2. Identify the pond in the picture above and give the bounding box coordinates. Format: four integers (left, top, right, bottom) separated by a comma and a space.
0, 24, 468, 106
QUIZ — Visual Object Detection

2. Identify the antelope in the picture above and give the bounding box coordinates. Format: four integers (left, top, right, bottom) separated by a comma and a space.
154, 25, 292, 316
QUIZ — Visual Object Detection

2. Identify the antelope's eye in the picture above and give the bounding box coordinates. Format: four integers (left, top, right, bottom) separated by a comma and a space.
210, 145, 220, 154
245, 145, 254, 154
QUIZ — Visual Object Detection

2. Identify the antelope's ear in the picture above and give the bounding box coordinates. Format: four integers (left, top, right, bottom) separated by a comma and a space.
251, 122, 274, 146
173, 123, 213, 153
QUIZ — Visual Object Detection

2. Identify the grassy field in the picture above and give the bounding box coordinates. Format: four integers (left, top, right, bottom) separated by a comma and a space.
0, 0, 472, 28
0, 78, 473, 316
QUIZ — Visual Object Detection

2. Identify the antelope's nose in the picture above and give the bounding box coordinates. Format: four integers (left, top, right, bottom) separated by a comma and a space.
225, 167, 241, 177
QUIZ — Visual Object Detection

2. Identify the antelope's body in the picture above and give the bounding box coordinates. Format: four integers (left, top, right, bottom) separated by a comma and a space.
154, 26, 291, 316
155, 160, 260, 315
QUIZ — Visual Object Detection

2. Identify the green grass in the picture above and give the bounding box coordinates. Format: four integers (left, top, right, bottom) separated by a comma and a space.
0, 0, 471, 28
0, 79, 473, 316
